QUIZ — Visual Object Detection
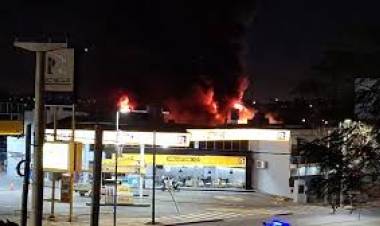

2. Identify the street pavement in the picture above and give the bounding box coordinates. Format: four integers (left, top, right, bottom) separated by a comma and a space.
1, 181, 380, 226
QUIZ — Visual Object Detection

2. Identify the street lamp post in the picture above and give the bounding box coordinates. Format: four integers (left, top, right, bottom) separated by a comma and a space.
152, 130, 157, 224
114, 110, 120, 226
114, 98, 132, 226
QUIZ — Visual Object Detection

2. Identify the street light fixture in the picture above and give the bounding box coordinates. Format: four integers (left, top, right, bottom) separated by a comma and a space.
113, 96, 132, 226
114, 99, 165, 225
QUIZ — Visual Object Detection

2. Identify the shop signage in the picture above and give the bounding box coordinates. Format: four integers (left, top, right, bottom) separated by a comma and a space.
187, 129, 290, 142
46, 129, 190, 147
0, 120, 23, 135
102, 154, 246, 171
103, 131, 190, 147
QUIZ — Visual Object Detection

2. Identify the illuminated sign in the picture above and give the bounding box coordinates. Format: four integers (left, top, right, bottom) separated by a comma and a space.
46, 129, 190, 147
45, 128, 290, 147
45, 129, 95, 144
42, 142, 82, 172
187, 129, 290, 141
102, 154, 246, 172
43, 142, 73, 172
103, 131, 190, 147
0, 120, 23, 135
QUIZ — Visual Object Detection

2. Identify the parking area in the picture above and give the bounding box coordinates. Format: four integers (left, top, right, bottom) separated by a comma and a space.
1, 179, 380, 226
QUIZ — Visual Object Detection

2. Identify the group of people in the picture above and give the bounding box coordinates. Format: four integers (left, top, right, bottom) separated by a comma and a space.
161, 176, 180, 191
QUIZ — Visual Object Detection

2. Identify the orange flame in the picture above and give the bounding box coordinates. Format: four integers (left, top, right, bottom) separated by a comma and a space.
231, 100, 255, 124
118, 95, 134, 113
165, 76, 256, 125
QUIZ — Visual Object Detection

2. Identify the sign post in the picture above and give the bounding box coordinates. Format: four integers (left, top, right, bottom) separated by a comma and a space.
14, 41, 67, 226
45, 48, 74, 92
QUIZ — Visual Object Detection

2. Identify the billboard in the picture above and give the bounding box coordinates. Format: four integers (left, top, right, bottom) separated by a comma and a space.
45, 48, 74, 92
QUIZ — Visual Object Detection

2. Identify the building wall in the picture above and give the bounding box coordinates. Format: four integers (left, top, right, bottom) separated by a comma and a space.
252, 140, 291, 198
6, 136, 25, 177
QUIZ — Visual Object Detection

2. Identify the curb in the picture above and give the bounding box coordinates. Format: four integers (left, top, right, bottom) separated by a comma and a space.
161, 218, 223, 226
86, 202, 150, 207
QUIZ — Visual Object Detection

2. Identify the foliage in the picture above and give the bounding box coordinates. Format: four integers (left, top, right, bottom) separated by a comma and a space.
299, 122, 380, 202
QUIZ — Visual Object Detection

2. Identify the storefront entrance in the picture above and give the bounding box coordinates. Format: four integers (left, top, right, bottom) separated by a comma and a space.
102, 154, 247, 189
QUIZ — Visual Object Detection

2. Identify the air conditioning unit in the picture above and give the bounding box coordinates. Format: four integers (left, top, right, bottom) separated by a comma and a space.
256, 160, 268, 169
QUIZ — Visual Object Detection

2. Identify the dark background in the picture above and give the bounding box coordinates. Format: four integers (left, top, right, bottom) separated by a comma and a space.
1, 0, 380, 104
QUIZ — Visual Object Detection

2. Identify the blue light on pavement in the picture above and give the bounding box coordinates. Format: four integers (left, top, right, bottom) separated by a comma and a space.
263, 219, 291, 226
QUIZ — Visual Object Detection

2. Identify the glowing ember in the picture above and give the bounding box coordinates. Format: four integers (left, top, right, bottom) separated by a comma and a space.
233, 102, 244, 110
231, 101, 255, 124
118, 95, 133, 113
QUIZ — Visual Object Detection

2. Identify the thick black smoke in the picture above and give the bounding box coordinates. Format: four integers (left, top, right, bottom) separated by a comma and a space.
97, 1, 257, 110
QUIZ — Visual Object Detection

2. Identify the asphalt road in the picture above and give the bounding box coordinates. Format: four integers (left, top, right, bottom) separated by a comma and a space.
1, 183, 380, 226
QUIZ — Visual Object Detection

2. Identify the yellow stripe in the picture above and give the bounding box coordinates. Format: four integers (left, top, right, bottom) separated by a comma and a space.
0, 120, 23, 135
103, 154, 246, 170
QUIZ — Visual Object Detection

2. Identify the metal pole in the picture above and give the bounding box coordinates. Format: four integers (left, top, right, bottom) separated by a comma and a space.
90, 125, 103, 226
114, 111, 120, 226
49, 175, 55, 220
53, 106, 57, 141
21, 124, 32, 226
69, 105, 75, 222
139, 144, 144, 198
32, 51, 46, 226
151, 130, 157, 224
49, 107, 57, 220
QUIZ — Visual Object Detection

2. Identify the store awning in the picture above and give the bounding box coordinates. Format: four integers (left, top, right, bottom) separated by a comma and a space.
0, 120, 23, 135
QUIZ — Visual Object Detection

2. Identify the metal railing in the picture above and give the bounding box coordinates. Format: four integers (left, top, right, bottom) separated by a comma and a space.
0, 102, 25, 120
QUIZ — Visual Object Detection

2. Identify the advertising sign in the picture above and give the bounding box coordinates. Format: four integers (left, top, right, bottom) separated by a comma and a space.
43, 142, 82, 172
43, 142, 73, 172
45, 48, 74, 92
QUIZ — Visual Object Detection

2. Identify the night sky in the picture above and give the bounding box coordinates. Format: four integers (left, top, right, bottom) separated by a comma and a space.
1, 0, 380, 103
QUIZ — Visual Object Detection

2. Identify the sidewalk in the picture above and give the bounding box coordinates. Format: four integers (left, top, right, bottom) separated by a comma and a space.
294, 212, 380, 226
179, 187, 255, 193
315, 219, 380, 226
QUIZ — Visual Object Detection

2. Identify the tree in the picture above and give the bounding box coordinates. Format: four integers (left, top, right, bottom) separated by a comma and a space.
298, 121, 380, 211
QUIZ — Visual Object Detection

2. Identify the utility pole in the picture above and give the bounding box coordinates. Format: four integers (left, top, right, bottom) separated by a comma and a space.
69, 104, 75, 222
14, 42, 67, 226
33, 50, 46, 226
90, 125, 103, 226
49, 106, 57, 221
151, 130, 157, 224
21, 124, 32, 226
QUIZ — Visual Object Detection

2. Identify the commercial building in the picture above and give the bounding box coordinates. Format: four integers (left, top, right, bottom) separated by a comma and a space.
2, 106, 329, 201
40, 126, 292, 198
